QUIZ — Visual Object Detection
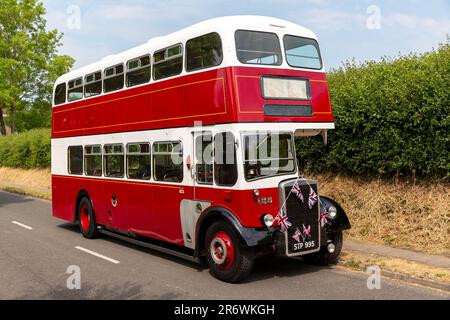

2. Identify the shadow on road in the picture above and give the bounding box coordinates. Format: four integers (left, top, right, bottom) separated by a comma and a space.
57, 223, 331, 284
13, 281, 181, 300
247, 256, 327, 283
57, 223, 204, 272
0, 190, 33, 208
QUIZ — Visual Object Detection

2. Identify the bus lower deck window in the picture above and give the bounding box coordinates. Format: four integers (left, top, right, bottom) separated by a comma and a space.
195, 133, 213, 185
127, 143, 151, 180
84, 145, 102, 176
104, 144, 124, 178
68, 146, 83, 175
153, 142, 183, 182
214, 132, 238, 186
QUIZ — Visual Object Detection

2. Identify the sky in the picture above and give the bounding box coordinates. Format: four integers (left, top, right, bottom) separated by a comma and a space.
41, 0, 450, 71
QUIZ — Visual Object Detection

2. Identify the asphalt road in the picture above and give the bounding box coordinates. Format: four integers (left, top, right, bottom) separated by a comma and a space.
0, 190, 448, 300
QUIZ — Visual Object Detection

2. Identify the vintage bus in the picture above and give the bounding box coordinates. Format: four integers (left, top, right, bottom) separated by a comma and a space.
51, 15, 351, 283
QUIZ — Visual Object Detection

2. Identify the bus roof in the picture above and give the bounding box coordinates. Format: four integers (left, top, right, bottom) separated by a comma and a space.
55, 15, 318, 85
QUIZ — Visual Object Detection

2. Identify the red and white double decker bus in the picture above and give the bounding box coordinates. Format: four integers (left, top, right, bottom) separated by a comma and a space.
51, 16, 351, 283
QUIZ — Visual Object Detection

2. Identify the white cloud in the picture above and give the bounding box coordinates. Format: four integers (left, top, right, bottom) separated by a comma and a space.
295, 8, 366, 31
384, 13, 450, 37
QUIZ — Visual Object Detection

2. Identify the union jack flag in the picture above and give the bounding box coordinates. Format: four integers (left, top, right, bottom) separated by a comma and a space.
291, 182, 304, 203
308, 187, 318, 209
275, 209, 292, 232
302, 224, 311, 239
320, 208, 330, 227
292, 227, 302, 243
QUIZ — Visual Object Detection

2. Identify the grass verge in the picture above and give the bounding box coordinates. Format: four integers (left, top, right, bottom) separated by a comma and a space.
0, 167, 51, 200
316, 173, 449, 256
340, 250, 450, 285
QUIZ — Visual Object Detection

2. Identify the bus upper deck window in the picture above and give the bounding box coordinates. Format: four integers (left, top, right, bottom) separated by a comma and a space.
84, 71, 102, 98
283, 35, 322, 70
68, 77, 83, 102
104, 64, 124, 93
186, 32, 223, 72
126, 55, 151, 87
235, 30, 282, 66
153, 44, 183, 80
54, 83, 66, 105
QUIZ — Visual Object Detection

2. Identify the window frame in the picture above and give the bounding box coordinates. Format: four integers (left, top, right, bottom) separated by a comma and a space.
283, 34, 323, 70
152, 140, 184, 183
84, 70, 103, 98
152, 43, 184, 81
67, 77, 84, 102
234, 29, 283, 66
241, 131, 297, 182
84, 144, 103, 177
213, 132, 238, 187
67, 145, 84, 175
103, 143, 125, 178
103, 63, 125, 93
54, 83, 67, 105
185, 32, 223, 72
126, 54, 151, 88
194, 132, 214, 186
126, 142, 151, 180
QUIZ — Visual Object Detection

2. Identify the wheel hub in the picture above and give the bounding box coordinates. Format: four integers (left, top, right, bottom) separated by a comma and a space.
80, 205, 90, 231
210, 231, 234, 270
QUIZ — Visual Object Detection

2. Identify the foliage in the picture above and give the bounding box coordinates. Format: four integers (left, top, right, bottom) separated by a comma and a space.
297, 43, 450, 178
0, 0, 74, 134
0, 128, 50, 168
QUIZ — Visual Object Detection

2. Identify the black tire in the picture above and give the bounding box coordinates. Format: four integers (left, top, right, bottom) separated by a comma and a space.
205, 221, 254, 283
303, 231, 343, 266
77, 197, 100, 239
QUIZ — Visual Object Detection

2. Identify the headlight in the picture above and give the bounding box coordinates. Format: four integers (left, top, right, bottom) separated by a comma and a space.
262, 214, 274, 227
328, 206, 337, 219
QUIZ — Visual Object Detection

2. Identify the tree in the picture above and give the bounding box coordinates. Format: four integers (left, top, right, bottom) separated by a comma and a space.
0, 0, 74, 135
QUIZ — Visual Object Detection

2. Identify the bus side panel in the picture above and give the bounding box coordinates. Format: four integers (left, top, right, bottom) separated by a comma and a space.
194, 186, 280, 228
152, 184, 190, 246
51, 175, 109, 227
52, 174, 73, 222
52, 69, 230, 139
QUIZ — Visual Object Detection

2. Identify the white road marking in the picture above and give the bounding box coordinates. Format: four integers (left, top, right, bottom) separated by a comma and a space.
75, 246, 120, 264
11, 221, 33, 230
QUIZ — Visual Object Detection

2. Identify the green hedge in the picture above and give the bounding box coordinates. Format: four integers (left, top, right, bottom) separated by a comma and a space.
297, 43, 450, 177
0, 128, 51, 169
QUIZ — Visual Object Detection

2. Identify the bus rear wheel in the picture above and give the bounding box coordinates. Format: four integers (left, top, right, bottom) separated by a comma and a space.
78, 197, 100, 239
205, 221, 254, 283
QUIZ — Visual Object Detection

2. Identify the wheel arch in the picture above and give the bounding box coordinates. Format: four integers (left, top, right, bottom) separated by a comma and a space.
194, 206, 272, 258
320, 196, 351, 232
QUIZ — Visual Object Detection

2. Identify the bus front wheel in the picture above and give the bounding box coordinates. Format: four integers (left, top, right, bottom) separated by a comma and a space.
205, 221, 254, 283
77, 197, 100, 239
